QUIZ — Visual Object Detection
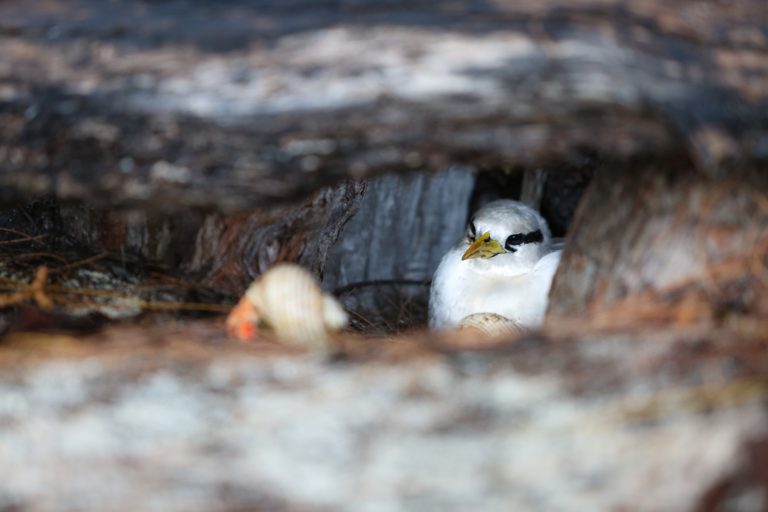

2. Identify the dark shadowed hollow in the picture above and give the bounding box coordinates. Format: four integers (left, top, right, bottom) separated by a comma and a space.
0, 161, 594, 334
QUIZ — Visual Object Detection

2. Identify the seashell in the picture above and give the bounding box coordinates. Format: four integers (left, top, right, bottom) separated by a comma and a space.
457, 312, 524, 337
227, 263, 348, 351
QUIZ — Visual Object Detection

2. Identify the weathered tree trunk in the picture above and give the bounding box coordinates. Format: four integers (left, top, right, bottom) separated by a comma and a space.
184, 181, 365, 296
549, 163, 768, 327
1, 0, 766, 212
0, 318, 767, 512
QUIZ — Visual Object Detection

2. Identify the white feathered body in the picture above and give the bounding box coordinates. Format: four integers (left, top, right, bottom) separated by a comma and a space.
429, 248, 561, 329
428, 199, 562, 330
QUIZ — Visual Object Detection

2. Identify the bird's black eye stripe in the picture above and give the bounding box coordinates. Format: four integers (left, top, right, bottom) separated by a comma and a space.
524, 230, 543, 244
505, 229, 543, 250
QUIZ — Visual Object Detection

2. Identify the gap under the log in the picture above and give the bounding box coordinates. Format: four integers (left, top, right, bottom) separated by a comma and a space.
0, 158, 598, 335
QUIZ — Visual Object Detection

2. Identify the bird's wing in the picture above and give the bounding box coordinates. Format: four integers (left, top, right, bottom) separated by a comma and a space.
532, 249, 562, 279
429, 247, 467, 328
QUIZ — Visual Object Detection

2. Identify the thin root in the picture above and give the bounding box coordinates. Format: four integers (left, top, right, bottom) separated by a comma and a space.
0, 265, 54, 310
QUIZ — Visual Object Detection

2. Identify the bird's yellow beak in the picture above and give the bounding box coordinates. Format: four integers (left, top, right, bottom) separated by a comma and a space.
462, 231, 505, 260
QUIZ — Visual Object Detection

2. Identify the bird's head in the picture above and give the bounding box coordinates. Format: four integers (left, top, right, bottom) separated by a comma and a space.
461, 199, 552, 275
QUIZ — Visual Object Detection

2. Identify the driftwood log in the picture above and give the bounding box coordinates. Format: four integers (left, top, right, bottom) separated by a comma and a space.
0, 1, 767, 511
550, 164, 768, 326
0, 322, 767, 512
2, 0, 766, 299
1, 0, 766, 212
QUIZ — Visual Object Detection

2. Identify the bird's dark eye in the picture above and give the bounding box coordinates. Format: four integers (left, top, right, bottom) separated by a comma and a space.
505, 234, 524, 248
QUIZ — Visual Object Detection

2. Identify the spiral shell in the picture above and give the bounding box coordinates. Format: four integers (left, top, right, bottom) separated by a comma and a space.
457, 312, 524, 337
243, 263, 348, 350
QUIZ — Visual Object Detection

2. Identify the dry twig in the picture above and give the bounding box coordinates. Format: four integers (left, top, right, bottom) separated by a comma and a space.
0, 266, 53, 310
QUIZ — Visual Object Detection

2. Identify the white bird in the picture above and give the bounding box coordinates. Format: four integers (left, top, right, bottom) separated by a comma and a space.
429, 199, 562, 330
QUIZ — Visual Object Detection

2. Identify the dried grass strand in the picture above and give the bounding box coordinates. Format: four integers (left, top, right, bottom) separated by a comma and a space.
0, 234, 47, 246
0, 272, 232, 313
48, 253, 109, 275
0, 227, 46, 244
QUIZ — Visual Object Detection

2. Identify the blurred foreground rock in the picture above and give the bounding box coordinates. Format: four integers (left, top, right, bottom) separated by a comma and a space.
1, 323, 767, 511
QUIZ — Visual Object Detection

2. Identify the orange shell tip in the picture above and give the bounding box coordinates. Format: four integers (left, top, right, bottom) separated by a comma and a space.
234, 321, 258, 342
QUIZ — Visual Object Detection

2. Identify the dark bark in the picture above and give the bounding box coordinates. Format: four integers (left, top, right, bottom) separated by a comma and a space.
321, 168, 475, 331
185, 180, 365, 296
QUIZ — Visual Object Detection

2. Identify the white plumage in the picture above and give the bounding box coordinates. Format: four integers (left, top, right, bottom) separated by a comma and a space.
429, 199, 562, 330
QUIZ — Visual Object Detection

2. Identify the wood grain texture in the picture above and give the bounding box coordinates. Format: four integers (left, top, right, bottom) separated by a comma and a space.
0, 0, 766, 212
549, 163, 768, 324
1, 321, 767, 511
